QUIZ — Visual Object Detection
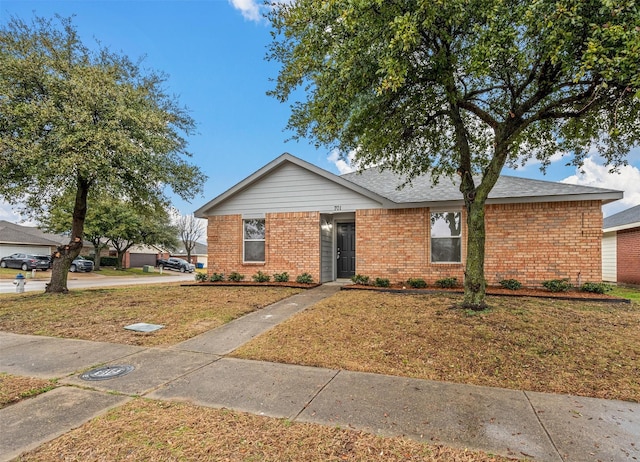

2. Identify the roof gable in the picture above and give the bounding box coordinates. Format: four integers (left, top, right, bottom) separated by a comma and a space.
195, 153, 393, 217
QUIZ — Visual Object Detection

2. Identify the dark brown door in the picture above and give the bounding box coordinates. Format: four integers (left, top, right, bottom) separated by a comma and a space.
337, 223, 356, 278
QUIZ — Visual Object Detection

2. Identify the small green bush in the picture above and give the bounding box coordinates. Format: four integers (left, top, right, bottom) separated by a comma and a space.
407, 278, 427, 289
296, 272, 314, 284
273, 272, 289, 282
499, 279, 522, 290
209, 272, 225, 282
580, 282, 613, 294
195, 272, 208, 282
228, 272, 245, 282
435, 277, 458, 288
541, 278, 572, 292
375, 277, 390, 288
351, 274, 370, 285
100, 256, 118, 267
252, 271, 271, 283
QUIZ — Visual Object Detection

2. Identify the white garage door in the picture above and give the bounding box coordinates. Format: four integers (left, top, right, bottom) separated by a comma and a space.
602, 232, 617, 282
0, 245, 53, 259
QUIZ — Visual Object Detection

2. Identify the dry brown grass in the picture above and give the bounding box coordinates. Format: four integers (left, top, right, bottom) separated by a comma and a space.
16, 398, 513, 462
0, 284, 301, 346
0, 373, 57, 408
232, 291, 640, 402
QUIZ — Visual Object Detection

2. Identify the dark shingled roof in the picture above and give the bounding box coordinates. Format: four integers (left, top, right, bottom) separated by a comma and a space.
341, 167, 622, 204
0, 220, 64, 246
603, 204, 640, 229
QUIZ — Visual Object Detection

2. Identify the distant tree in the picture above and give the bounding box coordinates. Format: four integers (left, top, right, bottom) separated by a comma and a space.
104, 205, 177, 270
267, 0, 640, 309
175, 214, 205, 264
0, 15, 205, 293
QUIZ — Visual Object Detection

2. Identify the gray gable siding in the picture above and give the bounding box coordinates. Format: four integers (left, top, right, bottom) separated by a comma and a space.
208, 162, 384, 216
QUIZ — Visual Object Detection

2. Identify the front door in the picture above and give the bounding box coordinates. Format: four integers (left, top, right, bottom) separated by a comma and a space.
337, 223, 356, 278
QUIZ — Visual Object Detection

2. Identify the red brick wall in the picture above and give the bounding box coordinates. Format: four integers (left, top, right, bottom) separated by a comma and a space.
485, 201, 603, 287
207, 201, 604, 287
617, 228, 640, 285
355, 208, 466, 284
356, 201, 602, 287
206, 212, 321, 282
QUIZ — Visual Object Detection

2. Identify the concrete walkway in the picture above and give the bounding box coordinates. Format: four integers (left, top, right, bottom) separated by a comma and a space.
1, 284, 639, 461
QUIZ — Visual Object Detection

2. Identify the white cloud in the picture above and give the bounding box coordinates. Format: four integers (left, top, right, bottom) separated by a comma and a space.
229, 0, 262, 22
561, 156, 640, 216
327, 149, 358, 174
0, 200, 37, 225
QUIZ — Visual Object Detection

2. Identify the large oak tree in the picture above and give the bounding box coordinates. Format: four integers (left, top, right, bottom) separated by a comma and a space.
0, 15, 205, 292
267, 0, 640, 308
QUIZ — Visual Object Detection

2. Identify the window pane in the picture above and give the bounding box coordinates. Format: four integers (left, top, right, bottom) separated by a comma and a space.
244, 241, 265, 262
431, 238, 461, 263
431, 212, 461, 238
244, 219, 265, 239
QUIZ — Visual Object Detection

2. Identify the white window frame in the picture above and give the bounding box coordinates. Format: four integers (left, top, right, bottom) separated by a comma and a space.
243, 218, 265, 263
430, 211, 462, 263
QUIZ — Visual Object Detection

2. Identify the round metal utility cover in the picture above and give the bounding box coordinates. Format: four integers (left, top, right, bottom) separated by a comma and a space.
80, 365, 135, 381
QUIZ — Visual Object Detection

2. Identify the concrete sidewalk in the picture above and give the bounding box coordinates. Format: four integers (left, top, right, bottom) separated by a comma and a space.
1, 284, 639, 461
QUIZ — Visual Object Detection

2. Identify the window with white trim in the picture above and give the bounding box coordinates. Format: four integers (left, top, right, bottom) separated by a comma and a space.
243, 218, 265, 262
430, 212, 461, 263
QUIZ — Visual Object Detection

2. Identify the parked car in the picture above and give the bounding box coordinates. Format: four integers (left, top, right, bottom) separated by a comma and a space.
156, 257, 195, 273
69, 256, 94, 273
0, 253, 51, 271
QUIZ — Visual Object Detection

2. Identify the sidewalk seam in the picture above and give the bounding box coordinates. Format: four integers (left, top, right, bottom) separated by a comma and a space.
523, 390, 565, 462
291, 369, 341, 422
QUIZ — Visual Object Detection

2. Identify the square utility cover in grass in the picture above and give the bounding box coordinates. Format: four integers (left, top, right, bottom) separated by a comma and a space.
0, 285, 302, 346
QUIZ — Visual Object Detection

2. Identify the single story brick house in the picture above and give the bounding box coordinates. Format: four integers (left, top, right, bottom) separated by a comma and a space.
602, 204, 640, 286
195, 153, 622, 287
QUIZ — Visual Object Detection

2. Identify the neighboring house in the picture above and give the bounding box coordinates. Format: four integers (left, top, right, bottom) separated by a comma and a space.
195, 153, 622, 287
0, 220, 72, 257
171, 242, 207, 268
602, 205, 640, 286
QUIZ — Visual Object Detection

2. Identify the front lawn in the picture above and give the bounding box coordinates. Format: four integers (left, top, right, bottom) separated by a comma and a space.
0, 284, 301, 346
232, 290, 640, 402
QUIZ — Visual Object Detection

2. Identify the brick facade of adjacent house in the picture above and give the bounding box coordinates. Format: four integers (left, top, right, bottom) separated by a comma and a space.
617, 227, 640, 285
206, 201, 603, 287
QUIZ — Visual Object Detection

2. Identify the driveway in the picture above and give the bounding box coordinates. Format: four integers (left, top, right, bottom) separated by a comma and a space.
0, 272, 195, 294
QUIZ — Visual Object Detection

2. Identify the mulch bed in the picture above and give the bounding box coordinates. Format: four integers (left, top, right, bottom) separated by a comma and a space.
184, 282, 322, 289
342, 284, 631, 302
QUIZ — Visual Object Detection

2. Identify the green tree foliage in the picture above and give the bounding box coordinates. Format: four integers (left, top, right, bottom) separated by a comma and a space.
267, 0, 640, 308
0, 15, 205, 292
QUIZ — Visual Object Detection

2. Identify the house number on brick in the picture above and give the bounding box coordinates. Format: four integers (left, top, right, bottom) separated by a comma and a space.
334, 205, 342, 211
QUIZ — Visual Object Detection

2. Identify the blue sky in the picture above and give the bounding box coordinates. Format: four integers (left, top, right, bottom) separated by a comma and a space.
1, 0, 639, 222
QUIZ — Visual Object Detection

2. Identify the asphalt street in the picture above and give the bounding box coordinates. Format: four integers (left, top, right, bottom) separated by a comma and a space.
0, 271, 195, 294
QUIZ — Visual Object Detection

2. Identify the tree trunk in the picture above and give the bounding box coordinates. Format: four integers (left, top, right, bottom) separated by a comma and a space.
463, 199, 487, 309
46, 176, 89, 293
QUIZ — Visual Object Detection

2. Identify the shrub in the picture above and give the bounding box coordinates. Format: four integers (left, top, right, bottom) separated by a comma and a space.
195, 272, 208, 282
351, 274, 370, 285
499, 279, 522, 290
542, 278, 572, 292
228, 272, 245, 282
273, 272, 289, 282
99, 256, 118, 267
580, 282, 613, 294
435, 277, 458, 288
296, 272, 314, 284
209, 272, 224, 282
407, 278, 427, 289
252, 271, 271, 283
375, 277, 390, 288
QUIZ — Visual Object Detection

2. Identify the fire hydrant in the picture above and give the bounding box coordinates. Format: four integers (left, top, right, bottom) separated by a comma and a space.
13, 273, 26, 293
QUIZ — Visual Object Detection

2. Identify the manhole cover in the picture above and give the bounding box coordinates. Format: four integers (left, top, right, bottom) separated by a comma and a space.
80, 365, 135, 381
